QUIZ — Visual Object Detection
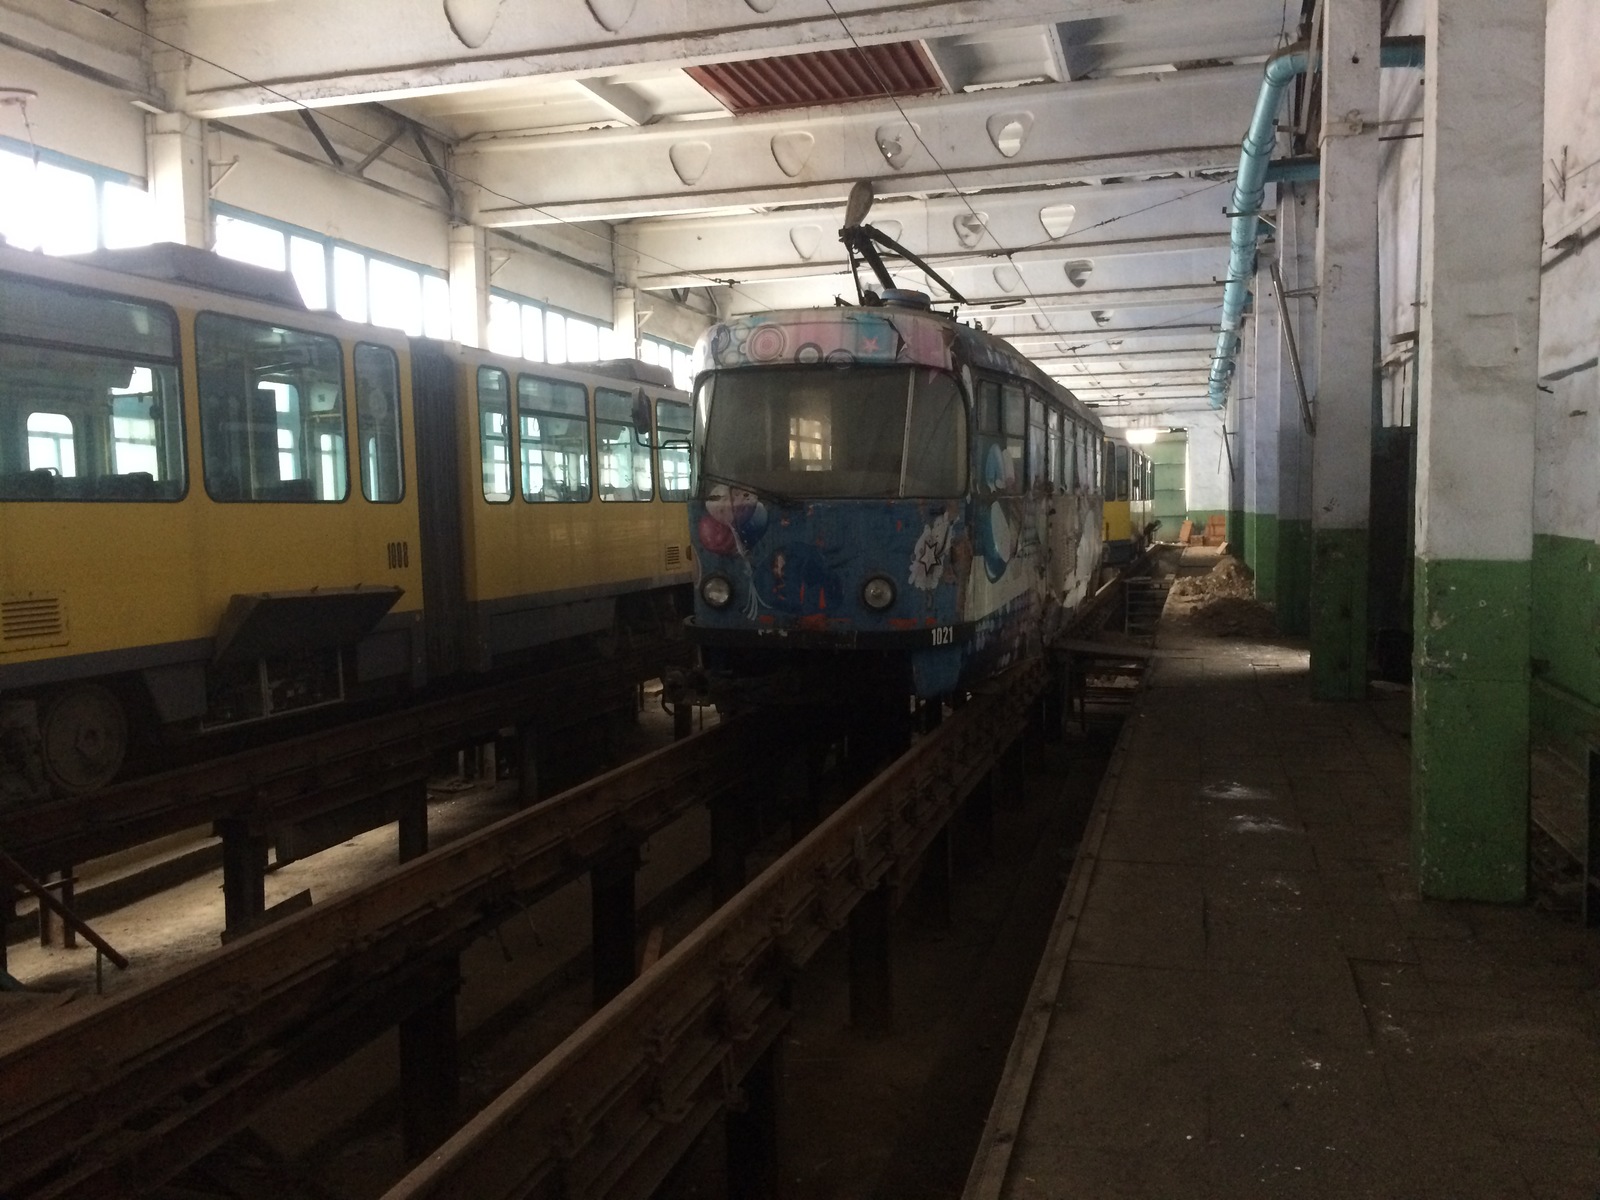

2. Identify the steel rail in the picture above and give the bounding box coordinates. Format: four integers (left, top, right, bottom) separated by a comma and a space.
384, 657, 1048, 1200
0, 640, 691, 876
0, 712, 760, 1200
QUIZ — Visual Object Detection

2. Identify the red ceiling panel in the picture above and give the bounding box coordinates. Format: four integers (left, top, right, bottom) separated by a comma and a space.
687, 42, 944, 114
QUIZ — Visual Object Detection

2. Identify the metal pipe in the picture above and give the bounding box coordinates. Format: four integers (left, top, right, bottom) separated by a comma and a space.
1207, 35, 1426, 409
1270, 258, 1316, 434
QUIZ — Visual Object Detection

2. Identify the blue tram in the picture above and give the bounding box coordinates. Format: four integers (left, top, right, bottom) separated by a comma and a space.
685, 294, 1105, 701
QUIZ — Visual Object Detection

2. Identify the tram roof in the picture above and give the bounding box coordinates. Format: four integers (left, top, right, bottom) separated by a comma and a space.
695, 304, 1099, 427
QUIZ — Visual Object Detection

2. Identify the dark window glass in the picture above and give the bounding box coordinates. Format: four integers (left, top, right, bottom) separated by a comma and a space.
478, 366, 511, 502
595, 386, 652, 501
700, 366, 964, 500
656, 397, 692, 502
355, 343, 403, 502
197, 312, 345, 503
518, 374, 590, 502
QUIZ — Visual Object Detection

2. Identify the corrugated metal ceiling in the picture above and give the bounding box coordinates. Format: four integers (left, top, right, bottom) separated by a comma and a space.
688, 42, 944, 114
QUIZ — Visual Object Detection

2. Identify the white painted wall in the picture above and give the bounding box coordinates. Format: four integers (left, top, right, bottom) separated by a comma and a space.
1185, 410, 1233, 513
1532, 0, 1599, 543
0, 44, 146, 177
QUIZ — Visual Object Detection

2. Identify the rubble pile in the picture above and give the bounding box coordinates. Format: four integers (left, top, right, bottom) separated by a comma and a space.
1168, 555, 1279, 638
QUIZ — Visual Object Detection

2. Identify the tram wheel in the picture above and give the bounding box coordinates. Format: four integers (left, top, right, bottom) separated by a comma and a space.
39, 684, 129, 794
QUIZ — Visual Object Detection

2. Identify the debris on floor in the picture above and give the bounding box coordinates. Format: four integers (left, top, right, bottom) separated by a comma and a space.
1167, 555, 1279, 637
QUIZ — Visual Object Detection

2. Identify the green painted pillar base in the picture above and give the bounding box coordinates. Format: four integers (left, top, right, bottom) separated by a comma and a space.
1226, 508, 1244, 552
1412, 557, 1529, 902
1276, 519, 1312, 635
1309, 527, 1369, 700
1245, 513, 1280, 604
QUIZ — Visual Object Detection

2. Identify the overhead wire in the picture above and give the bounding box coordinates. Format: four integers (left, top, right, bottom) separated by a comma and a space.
816, 0, 1239, 404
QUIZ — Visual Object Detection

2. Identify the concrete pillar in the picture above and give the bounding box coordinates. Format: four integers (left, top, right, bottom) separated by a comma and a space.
613, 286, 641, 360
448, 224, 490, 349
146, 6, 208, 248
397, 780, 429, 863
399, 956, 461, 1161
1227, 318, 1251, 551
727, 1038, 784, 1200
590, 847, 639, 1008
1412, 0, 1542, 901
1309, 0, 1382, 699
1247, 250, 1285, 602
1275, 185, 1319, 634
217, 818, 267, 934
1185, 413, 1231, 528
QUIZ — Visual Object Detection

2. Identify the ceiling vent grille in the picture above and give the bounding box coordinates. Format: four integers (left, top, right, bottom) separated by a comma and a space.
688, 42, 944, 114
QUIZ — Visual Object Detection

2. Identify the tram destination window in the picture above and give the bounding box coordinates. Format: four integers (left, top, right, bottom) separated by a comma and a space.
596, 387, 652, 501
197, 313, 346, 503
518, 374, 590, 502
699, 366, 963, 500
354, 343, 404, 502
0, 276, 184, 501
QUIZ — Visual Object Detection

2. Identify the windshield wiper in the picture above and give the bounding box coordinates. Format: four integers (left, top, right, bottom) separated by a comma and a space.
698, 471, 798, 509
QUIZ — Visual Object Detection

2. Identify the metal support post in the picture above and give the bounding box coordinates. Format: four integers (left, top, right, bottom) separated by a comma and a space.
922, 825, 954, 931
590, 846, 640, 1008
848, 883, 893, 1035
397, 780, 429, 864
673, 698, 694, 741
514, 723, 539, 807
727, 1036, 784, 1200
217, 818, 268, 933
710, 790, 752, 906
399, 955, 461, 1161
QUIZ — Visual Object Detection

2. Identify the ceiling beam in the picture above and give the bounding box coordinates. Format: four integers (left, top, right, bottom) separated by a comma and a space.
460, 65, 1259, 226
179, 0, 1212, 117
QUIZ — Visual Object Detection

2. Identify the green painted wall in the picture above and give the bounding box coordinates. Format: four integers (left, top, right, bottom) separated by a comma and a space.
1277, 519, 1312, 635
1246, 512, 1280, 602
1530, 532, 1600, 763
1412, 557, 1530, 902
1310, 528, 1369, 699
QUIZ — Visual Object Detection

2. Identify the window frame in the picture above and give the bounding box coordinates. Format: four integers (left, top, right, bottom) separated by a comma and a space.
354, 341, 406, 504
516, 371, 593, 504
0, 275, 188, 503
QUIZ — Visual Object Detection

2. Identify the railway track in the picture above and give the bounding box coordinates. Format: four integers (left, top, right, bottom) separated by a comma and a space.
383, 658, 1049, 1200
1, 638, 691, 944
0, 652, 1053, 1200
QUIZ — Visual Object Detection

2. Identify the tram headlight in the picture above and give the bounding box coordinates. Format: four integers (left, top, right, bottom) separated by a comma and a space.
861, 575, 896, 611
701, 574, 734, 609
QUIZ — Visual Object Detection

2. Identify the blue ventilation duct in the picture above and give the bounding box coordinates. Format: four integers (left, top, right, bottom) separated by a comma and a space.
1207, 36, 1426, 408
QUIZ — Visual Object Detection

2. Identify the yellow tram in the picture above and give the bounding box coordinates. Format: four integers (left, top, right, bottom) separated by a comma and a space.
0, 242, 691, 801
1100, 431, 1154, 564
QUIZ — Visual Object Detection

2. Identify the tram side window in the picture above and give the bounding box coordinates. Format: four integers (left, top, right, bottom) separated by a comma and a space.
1114, 444, 1131, 502
477, 366, 512, 502
518, 374, 591, 502
596, 387, 652, 501
656, 397, 692, 501
1047, 408, 1062, 490
975, 379, 1024, 496
354, 343, 404, 503
903, 369, 965, 497
0, 279, 184, 501
198, 313, 346, 503
1026, 395, 1047, 488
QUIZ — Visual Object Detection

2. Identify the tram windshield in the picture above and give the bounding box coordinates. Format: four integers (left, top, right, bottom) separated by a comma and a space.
698, 365, 965, 500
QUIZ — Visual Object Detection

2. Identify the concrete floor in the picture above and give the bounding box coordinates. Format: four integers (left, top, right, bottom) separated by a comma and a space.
981, 576, 1600, 1199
